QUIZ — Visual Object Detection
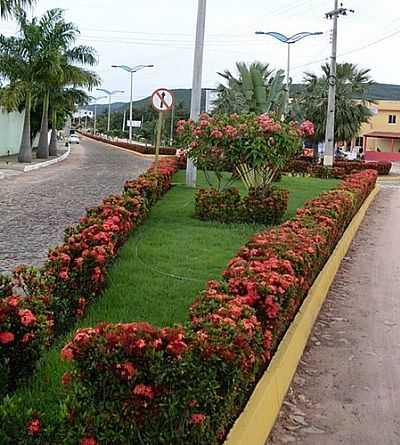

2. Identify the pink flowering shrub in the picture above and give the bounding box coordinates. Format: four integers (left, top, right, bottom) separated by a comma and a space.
177, 113, 315, 224
177, 113, 314, 190
55, 170, 377, 445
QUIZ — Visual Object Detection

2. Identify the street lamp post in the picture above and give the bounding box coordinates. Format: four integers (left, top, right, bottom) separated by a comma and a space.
111, 64, 154, 143
96, 88, 124, 132
90, 95, 107, 135
255, 31, 323, 113
186, 0, 207, 187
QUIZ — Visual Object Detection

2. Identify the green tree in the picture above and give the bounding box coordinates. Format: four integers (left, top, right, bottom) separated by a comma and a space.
36, 9, 98, 158
0, 0, 34, 19
0, 10, 44, 162
48, 87, 89, 153
296, 62, 373, 142
213, 62, 286, 115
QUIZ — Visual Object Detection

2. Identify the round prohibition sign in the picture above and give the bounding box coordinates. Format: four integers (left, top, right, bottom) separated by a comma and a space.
151, 88, 175, 112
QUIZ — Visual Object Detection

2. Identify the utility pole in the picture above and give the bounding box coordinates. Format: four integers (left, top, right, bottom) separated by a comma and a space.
170, 105, 175, 146
186, 0, 207, 187
324, 1, 354, 166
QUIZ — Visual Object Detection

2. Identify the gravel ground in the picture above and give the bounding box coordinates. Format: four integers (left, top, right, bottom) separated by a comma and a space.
267, 184, 400, 445
0, 137, 150, 273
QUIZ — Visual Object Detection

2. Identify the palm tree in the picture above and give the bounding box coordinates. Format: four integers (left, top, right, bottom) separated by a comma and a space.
296, 63, 374, 143
0, 10, 43, 162
213, 62, 286, 115
36, 9, 99, 158
0, 0, 34, 19
48, 87, 89, 155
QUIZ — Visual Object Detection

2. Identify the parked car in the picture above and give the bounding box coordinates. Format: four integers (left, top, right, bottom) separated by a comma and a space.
69, 134, 80, 144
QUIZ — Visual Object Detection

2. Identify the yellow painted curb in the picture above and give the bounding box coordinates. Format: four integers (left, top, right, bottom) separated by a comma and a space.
378, 175, 400, 182
224, 186, 380, 445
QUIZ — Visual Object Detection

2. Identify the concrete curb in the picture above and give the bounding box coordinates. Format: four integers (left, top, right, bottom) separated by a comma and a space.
224, 186, 380, 445
23, 146, 71, 172
80, 135, 173, 161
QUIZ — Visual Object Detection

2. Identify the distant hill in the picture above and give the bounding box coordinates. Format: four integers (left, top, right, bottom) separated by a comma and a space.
87, 88, 209, 115
87, 83, 400, 115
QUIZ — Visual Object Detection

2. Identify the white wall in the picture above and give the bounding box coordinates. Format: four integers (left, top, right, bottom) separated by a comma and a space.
0, 109, 24, 156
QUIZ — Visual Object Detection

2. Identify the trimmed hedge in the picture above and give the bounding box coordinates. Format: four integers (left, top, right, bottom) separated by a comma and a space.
286, 159, 392, 177
194, 187, 289, 225
79, 131, 177, 156
54, 170, 377, 445
0, 159, 178, 400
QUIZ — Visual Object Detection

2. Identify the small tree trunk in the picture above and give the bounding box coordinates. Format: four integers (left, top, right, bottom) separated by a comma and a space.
37, 91, 49, 159
18, 92, 32, 163
49, 109, 58, 156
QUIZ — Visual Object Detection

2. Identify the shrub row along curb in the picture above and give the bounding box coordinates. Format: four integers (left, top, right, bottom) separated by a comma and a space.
79, 131, 177, 156
224, 184, 380, 445
28, 170, 377, 445
0, 158, 178, 401
286, 159, 392, 178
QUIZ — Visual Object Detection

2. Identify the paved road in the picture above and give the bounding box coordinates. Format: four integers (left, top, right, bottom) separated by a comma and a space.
267, 184, 400, 444
0, 137, 150, 273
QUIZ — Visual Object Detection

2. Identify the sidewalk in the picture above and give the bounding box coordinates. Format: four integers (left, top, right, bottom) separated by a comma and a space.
267, 185, 400, 445
0, 146, 70, 179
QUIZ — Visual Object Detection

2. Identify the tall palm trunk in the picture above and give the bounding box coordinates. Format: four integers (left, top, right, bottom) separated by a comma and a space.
49, 108, 58, 156
18, 91, 32, 163
37, 90, 49, 159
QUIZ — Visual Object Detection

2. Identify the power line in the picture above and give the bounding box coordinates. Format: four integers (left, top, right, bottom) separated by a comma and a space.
292, 26, 400, 72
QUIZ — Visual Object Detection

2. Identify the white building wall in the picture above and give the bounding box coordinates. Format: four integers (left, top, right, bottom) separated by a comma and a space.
0, 109, 25, 156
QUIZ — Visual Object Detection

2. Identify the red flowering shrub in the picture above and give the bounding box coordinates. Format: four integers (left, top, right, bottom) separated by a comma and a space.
0, 295, 47, 397
195, 186, 288, 225
58, 170, 377, 445
195, 188, 243, 223
286, 159, 392, 177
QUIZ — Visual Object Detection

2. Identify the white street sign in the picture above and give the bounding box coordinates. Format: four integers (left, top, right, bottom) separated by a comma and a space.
151, 88, 175, 112
127, 120, 142, 128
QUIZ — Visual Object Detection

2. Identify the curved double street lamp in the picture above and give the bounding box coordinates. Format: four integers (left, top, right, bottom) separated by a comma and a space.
96, 88, 125, 132
89, 95, 108, 135
111, 64, 154, 143
255, 31, 323, 113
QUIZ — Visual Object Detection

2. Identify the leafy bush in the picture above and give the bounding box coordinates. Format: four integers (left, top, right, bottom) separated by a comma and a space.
54, 170, 377, 445
194, 186, 288, 225
0, 295, 48, 398
286, 159, 392, 177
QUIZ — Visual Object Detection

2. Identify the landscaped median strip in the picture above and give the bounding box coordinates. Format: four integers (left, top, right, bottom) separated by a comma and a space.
0, 167, 377, 444
224, 185, 380, 445
47, 170, 377, 444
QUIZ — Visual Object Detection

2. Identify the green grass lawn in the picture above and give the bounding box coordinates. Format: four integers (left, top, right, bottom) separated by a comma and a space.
3, 171, 338, 431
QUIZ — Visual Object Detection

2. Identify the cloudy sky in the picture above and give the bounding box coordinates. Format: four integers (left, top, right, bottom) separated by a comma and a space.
2, 0, 399, 105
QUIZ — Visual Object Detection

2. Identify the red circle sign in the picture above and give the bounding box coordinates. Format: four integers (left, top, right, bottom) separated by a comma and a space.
151, 88, 175, 112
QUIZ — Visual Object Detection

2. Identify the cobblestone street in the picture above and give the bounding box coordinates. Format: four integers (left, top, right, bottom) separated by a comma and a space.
0, 137, 150, 273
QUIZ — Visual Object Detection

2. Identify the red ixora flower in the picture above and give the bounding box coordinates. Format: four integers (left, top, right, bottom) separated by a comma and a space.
18, 309, 36, 326
116, 362, 136, 380
60, 344, 74, 362
133, 384, 154, 400
0, 331, 15, 344
190, 413, 206, 425
61, 372, 72, 385
80, 437, 98, 445
27, 418, 41, 436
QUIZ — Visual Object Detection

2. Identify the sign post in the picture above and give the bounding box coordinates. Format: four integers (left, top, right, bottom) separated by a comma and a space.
151, 88, 175, 173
